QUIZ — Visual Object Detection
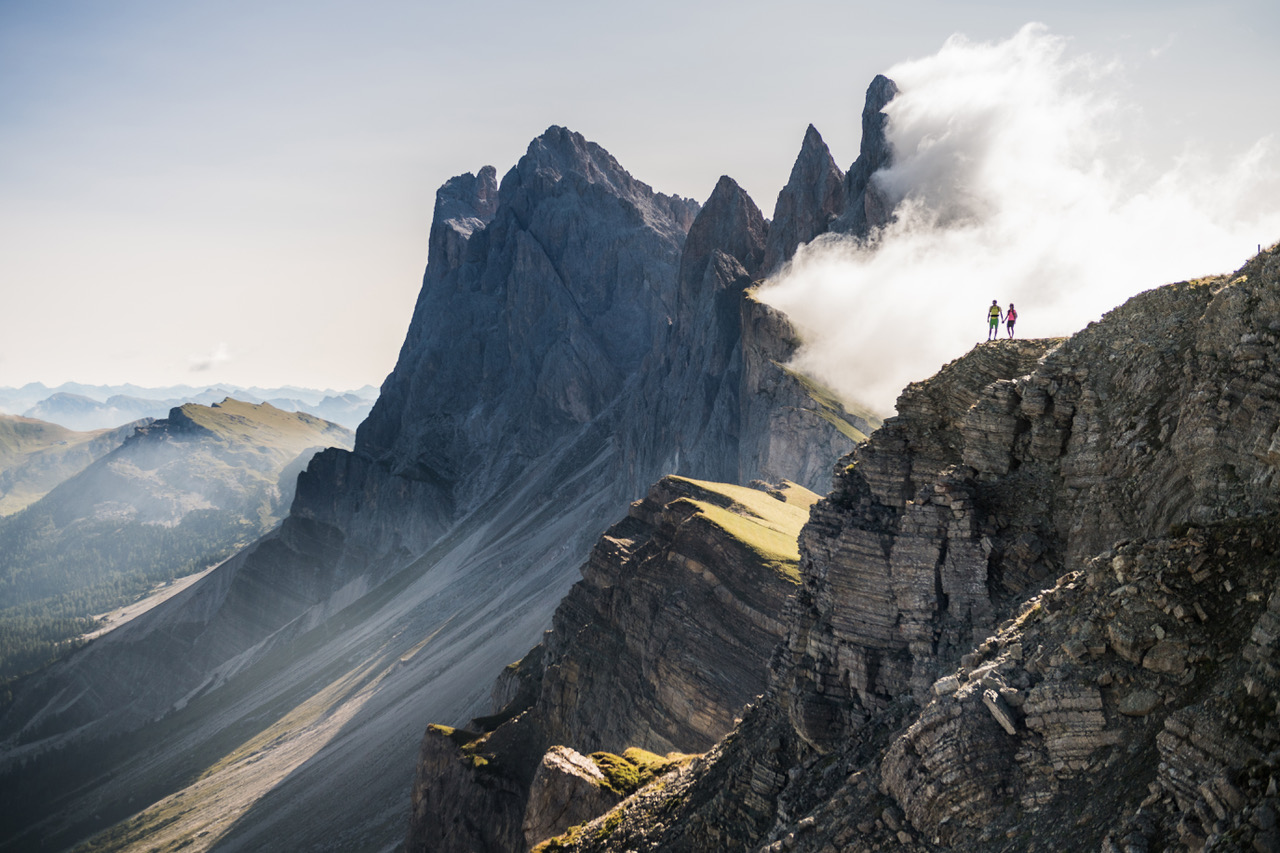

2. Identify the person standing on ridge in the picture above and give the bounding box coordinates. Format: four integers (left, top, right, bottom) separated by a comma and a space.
987, 300, 1003, 341
1006, 302, 1017, 339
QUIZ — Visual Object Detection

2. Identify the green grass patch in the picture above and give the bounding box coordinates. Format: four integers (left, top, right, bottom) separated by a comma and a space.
815, 407, 869, 442
532, 823, 588, 853
780, 364, 883, 435
427, 724, 498, 772
589, 748, 694, 797
664, 476, 818, 584
672, 498, 801, 583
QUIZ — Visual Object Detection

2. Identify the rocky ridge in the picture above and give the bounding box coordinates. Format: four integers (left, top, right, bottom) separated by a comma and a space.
406, 476, 818, 852
532, 245, 1280, 852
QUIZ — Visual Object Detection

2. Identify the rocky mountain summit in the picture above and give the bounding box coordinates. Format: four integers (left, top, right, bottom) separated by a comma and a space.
508, 245, 1280, 852
0, 82, 889, 851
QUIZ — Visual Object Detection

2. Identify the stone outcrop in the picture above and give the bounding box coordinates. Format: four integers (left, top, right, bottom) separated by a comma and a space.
522, 747, 621, 848
407, 476, 817, 853
537, 245, 1280, 852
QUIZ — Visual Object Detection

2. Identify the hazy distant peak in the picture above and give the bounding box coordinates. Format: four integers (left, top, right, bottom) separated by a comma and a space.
160, 397, 352, 447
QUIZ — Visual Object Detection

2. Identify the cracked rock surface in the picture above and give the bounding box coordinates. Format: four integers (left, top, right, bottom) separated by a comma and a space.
543, 247, 1280, 852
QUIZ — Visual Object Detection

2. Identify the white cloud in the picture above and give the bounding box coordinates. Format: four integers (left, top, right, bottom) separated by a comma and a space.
1150, 34, 1177, 58
758, 23, 1280, 414
189, 342, 232, 373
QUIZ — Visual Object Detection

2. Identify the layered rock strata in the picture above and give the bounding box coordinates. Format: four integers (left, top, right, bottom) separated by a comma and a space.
541, 246, 1280, 851
407, 476, 818, 853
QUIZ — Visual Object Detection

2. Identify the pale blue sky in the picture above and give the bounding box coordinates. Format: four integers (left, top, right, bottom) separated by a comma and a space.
2, 1, 1277, 391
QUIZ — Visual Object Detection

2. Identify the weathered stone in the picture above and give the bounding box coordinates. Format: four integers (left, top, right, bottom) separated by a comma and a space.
1109, 622, 1155, 664
1144, 640, 1189, 675
934, 675, 961, 696
1117, 689, 1162, 717
523, 747, 620, 849
984, 688, 1019, 734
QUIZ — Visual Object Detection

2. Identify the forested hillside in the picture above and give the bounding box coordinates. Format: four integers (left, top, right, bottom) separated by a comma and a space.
0, 399, 352, 697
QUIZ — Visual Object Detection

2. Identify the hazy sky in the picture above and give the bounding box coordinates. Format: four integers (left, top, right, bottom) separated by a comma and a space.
2, 1, 1278, 392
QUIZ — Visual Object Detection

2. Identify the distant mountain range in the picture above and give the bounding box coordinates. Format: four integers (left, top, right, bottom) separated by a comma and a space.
0, 398, 353, 688
0, 382, 379, 431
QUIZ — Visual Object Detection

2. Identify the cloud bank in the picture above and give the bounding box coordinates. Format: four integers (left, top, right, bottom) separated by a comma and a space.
759, 24, 1280, 415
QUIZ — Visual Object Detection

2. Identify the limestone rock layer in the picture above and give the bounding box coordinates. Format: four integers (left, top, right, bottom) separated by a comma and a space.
407, 476, 817, 853
544, 247, 1280, 852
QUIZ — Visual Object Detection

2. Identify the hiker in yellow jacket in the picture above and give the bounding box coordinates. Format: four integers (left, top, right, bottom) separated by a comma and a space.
987, 300, 1003, 341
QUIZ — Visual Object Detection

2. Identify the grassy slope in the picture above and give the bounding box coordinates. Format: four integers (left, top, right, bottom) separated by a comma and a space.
781, 365, 881, 442
667, 475, 818, 583
0, 415, 127, 516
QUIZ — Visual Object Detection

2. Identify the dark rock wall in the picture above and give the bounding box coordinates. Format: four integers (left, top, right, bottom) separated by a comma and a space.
551, 247, 1280, 852
406, 476, 810, 853
624, 176, 767, 487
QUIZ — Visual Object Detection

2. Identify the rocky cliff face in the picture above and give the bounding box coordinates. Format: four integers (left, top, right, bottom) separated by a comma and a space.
0, 117, 873, 853
533, 245, 1280, 852
407, 475, 818, 853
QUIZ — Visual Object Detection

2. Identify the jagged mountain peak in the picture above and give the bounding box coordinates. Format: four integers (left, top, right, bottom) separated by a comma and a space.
862, 73, 898, 122
757, 76, 899, 274
521, 125, 624, 186
680, 174, 767, 296
763, 123, 847, 274
834, 73, 899, 235
794, 122, 839, 172
500, 125, 699, 241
